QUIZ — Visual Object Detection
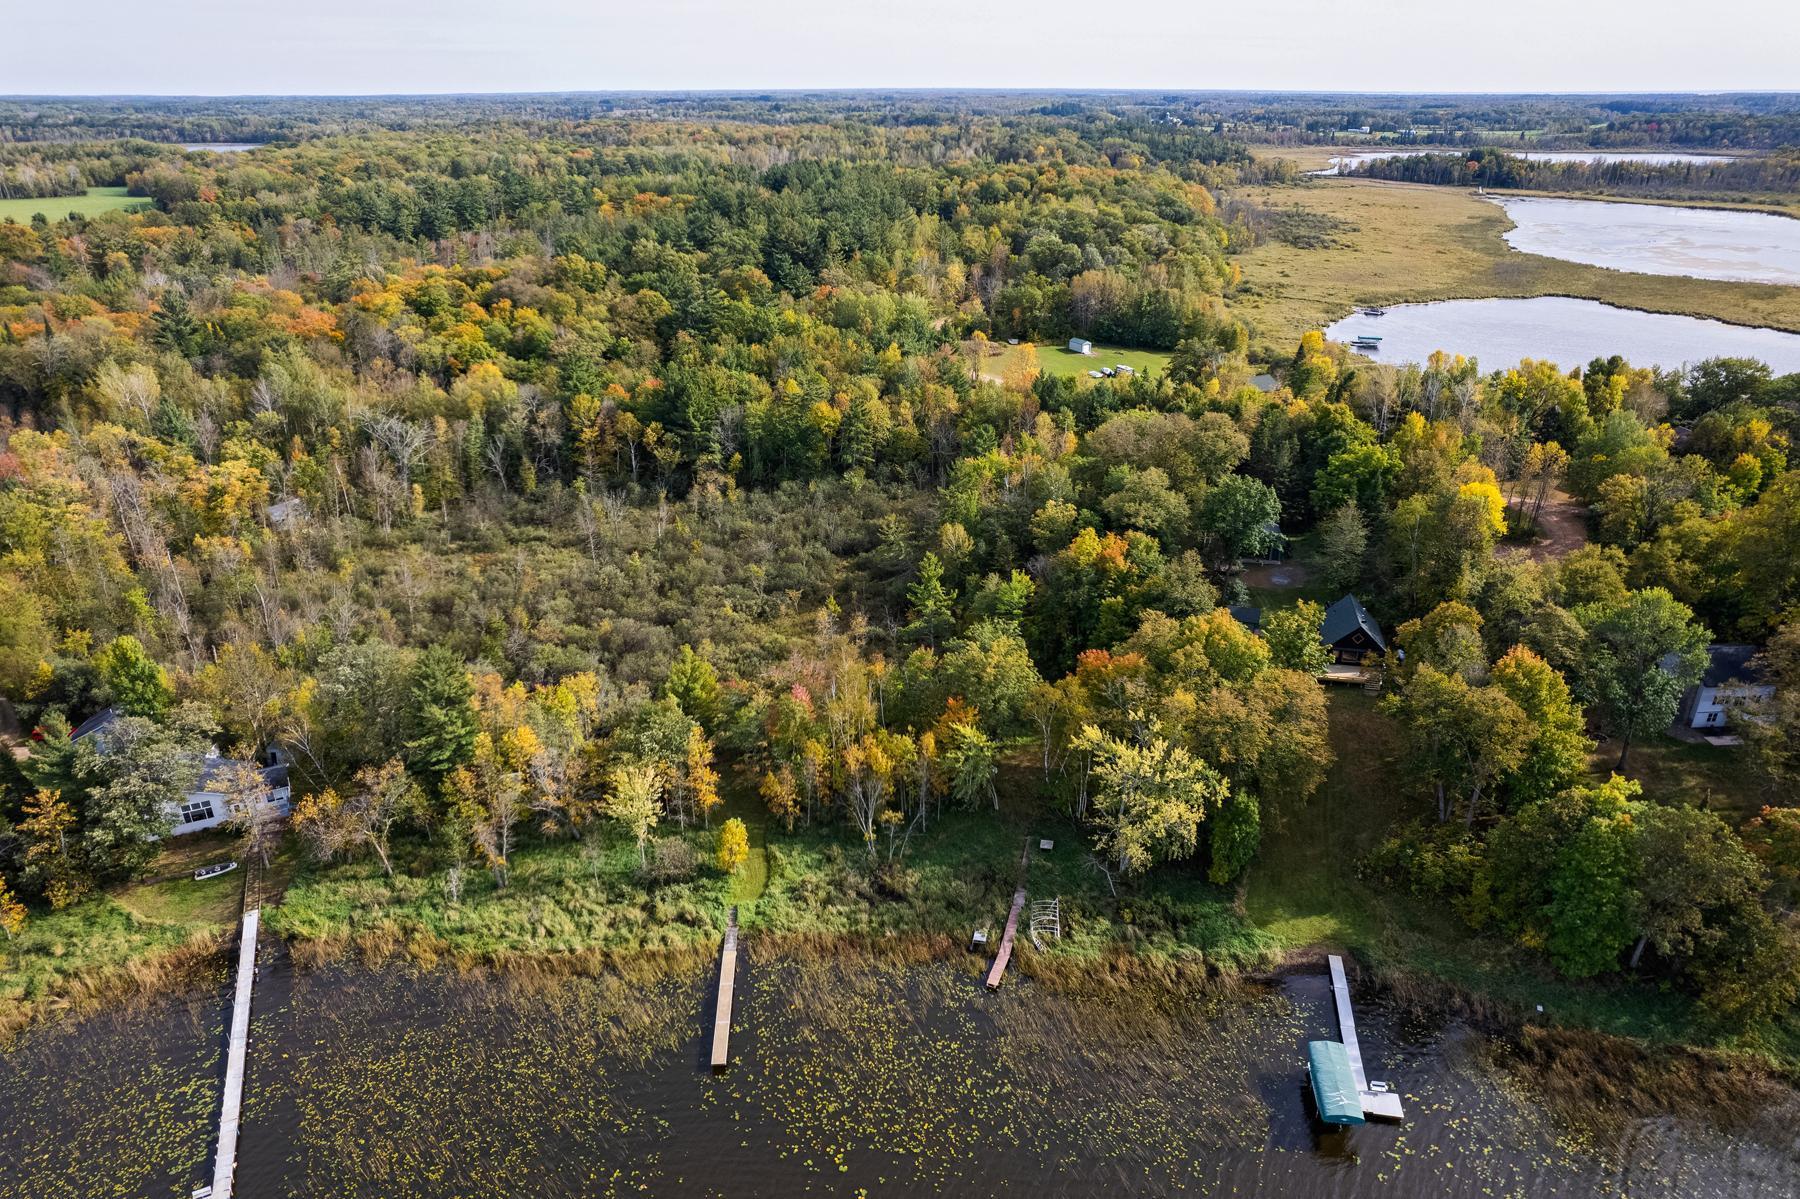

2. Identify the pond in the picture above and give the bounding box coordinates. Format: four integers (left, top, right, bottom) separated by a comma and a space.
4, 945, 1797, 1198
1314, 150, 1739, 175
1492, 197, 1800, 286
1324, 297, 1800, 374
177, 143, 260, 153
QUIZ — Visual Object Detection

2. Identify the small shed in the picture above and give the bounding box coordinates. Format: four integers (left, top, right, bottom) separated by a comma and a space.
1321, 594, 1386, 665
1068, 338, 1093, 355
1228, 605, 1263, 633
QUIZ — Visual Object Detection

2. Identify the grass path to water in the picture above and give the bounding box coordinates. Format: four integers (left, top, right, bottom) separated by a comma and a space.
1225, 175, 1800, 347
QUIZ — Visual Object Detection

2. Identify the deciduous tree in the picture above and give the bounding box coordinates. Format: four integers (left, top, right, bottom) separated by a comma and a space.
1074, 721, 1229, 877
605, 764, 663, 866
717, 817, 750, 875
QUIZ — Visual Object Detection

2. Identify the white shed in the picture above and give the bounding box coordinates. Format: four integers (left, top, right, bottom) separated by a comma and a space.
1068, 338, 1093, 355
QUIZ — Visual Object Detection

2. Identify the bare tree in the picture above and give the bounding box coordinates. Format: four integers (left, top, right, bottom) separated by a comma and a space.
365, 413, 434, 481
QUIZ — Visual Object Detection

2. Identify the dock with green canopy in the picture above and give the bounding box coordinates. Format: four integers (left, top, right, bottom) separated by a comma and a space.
1306, 1039, 1366, 1125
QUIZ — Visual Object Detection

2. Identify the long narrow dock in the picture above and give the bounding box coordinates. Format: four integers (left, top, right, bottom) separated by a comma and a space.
207, 908, 260, 1199
710, 906, 738, 1071
984, 886, 1028, 990
1327, 954, 1404, 1121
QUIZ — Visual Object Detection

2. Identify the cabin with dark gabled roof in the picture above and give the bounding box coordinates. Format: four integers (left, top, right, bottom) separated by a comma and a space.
1320, 595, 1386, 666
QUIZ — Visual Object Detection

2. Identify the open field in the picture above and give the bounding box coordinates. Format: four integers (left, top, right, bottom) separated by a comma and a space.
992, 340, 1173, 381
0, 186, 150, 223
1226, 176, 1800, 346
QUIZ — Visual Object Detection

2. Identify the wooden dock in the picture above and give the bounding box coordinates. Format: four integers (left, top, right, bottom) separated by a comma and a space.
710, 906, 738, 1071
985, 886, 1028, 990
1327, 954, 1404, 1121
207, 908, 260, 1199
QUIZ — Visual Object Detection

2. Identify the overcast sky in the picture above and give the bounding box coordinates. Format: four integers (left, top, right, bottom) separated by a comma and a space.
10, 0, 1799, 95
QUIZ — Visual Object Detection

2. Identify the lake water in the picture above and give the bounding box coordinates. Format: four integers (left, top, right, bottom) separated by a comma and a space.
1316, 150, 1739, 175
1492, 197, 1800, 286
3, 946, 1797, 1198
178, 143, 259, 153
1325, 296, 1800, 374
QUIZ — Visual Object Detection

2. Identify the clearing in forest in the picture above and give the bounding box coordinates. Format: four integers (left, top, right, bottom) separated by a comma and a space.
0, 186, 152, 222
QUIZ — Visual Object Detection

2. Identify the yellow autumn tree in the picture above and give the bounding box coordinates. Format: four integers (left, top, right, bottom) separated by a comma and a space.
687, 726, 722, 827
0, 876, 25, 941
760, 766, 800, 832
716, 818, 750, 875
1458, 479, 1509, 537
1003, 342, 1040, 391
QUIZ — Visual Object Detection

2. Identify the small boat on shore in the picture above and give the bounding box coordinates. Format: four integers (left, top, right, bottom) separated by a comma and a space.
194, 860, 239, 881
1360, 306, 1387, 316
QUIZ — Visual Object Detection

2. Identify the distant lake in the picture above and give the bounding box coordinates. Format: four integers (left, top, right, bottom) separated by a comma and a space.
1493, 197, 1800, 286
1315, 149, 1738, 175
178, 143, 259, 153
1325, 296, 1800, 374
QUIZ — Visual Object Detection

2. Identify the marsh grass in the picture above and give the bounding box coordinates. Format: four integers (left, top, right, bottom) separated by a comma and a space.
1226, 175, 1800, 345
0, 914, 228, 1042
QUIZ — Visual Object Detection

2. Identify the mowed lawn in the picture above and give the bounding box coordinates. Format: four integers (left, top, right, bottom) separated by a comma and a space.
993, 341, 1173, 381
0, 186, 151, 222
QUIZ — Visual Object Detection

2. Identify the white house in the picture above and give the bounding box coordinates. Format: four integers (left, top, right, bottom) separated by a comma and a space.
1068, 338, 1093, 355
1674, 645, 1775, 732
70, 708, 292, 837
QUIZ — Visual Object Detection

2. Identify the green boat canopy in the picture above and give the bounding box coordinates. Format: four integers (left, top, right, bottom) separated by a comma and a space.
1307, 1040, 1366, 1125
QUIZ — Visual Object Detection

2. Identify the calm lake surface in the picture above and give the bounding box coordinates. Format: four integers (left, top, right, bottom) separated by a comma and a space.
3, 945, 1797, 1198
1325, 297, 1800, 374
1316, 150, 1738, 175
1494, 197, 1800, 286
177, 143, 259, 153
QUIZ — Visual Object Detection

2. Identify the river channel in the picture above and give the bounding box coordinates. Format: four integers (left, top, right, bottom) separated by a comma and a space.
3, 945, 1797, 1198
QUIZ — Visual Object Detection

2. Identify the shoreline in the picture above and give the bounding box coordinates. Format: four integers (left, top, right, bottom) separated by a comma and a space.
12, 917, 1798, 1108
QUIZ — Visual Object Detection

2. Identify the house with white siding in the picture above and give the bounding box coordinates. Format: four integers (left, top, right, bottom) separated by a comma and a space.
70, 708, 292, 837
1673, 645, 1775, 733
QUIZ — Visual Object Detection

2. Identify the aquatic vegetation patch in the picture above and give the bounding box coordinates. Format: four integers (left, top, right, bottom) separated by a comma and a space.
0, 982, 227, 1198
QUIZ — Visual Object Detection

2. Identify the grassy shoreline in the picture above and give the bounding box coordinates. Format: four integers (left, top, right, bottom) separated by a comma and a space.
6, 701, 1795, 1084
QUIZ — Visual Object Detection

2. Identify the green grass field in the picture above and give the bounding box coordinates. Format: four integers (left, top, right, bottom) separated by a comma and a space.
994, 341, 1174, 381
0, 186, 150, 223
